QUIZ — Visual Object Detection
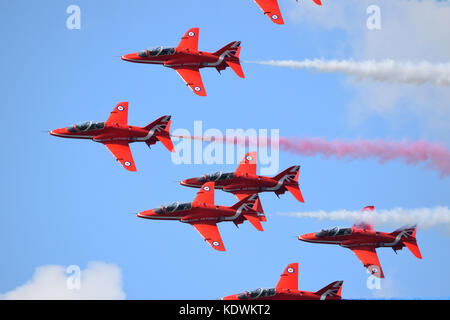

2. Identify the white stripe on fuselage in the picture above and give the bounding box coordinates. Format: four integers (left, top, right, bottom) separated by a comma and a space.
137, 213, 181, 220
381, 230, 410, 247
122, 59, 164, 64
181, 183, 224, 189
300, 238, 341, 244
202, 51, 229, 67
50, 133, 94, 139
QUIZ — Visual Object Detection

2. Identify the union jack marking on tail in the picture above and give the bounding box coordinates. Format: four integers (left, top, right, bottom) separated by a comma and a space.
152, 116, 171, 133
320, 281, 343, 300
283, 166, 300, 183
237, 194, 258, 213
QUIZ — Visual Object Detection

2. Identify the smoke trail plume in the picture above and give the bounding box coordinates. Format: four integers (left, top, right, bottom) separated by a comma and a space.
171, 134, 450, 177
246, 59, 450, 86
279, 206, 450, 232
278, 137, 450, 177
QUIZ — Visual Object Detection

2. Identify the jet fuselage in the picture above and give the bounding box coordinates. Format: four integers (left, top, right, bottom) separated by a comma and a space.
222, 288, 340, 301
181, 172, 289, 195
50, 122, 157, 144
299, 228, 408, 250
137, 202, 260, 225
122, 48, 231, 70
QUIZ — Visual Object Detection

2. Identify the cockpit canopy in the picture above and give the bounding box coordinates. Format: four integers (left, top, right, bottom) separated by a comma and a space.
138, 46, 175, 58
315, 227, 352, 238
67, 121, 105, 133
237, 288, 276, 300
154, 202, 192, 214
197, 171, 235, 183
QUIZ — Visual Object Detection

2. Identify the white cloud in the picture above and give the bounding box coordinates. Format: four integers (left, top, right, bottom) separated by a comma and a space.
1, 261, 125, 300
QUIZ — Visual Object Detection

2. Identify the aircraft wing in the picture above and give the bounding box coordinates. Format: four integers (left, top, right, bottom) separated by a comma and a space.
190, 221, 226, 251
276, 262, 299, 290
235, 151, 257, 175
173, 67, 207, 96
253, 0, 284, 25
177, 27, 199, 50
350, 246, 384, 278
103, 141, 137, 171
193, 182, 215, 205
106, 102, 128, 125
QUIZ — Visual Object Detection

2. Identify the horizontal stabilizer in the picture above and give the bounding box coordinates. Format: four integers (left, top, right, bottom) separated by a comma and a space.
226, 59, 245, 79
225, 46, 244, 78
404, 240, 422, 259
155, 120, 174, 152
156, 134, 174, 152
285, 184, 304, 203
243, 214, 264, 231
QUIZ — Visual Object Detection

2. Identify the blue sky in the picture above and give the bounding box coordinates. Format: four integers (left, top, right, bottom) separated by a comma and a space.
0, 0, 449, 299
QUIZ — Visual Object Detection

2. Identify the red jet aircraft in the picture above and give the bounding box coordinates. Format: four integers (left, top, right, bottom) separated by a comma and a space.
222, 262, 343, 300
137, 182, 265, 251
298, 206, 423, 278
180, 152, 304, 202
121, 28, 244, 96
49, 102, 174, 171
254, 0, 323, 25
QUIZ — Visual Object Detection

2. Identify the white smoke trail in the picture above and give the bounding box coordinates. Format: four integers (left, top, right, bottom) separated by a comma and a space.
280, 206, 450, 231
247, 59, 450, 86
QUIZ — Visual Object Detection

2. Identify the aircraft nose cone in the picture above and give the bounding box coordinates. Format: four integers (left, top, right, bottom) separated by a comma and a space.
180, 178, 199, 187
49, 127, 68, 137
121, 53, 138, 61
136, 209, 156, 218
298, 233, 314, 241
221, 294, 238, 300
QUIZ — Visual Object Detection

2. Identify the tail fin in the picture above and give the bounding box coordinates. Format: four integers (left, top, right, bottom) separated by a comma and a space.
144, 116, 174, 152
315, 281, 343, 300
231, 194, 265, 231
392, 225, 422, 259
273, 166, 304, 203
214, 41, 245, 78
213, 41, 241, 57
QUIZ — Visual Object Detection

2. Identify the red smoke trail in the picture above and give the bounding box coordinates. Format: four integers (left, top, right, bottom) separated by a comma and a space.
171, 135, 450, 177
278, 137, 450, 177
